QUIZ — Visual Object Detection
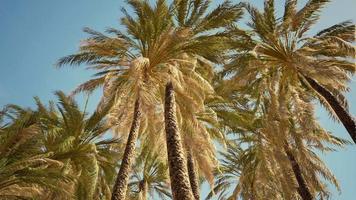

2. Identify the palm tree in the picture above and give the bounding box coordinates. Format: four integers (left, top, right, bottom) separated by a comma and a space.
208, 123, 346, 199
186, 148, 200, 200
111, 97, 142, 200
0, 105, 72, 199
164, 82, 194, 199
224, 0, 356, 142
165, 1, 243, 198
283, 141, 313, 200
179, 94, 232, 200
35, 91, 122, 200
207, 77, 348, 200
57, 0, 242, 199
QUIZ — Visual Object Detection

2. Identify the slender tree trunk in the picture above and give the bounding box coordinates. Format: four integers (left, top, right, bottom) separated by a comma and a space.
283, 142, 313, 200
139, 180, 147, 200
164, 82, 195, 200
187, 149, 200, 200
111, 98, 141, 200
305, 76, 356, 143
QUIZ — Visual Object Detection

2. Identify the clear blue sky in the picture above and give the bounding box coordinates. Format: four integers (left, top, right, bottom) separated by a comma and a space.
0, 0, 355, 199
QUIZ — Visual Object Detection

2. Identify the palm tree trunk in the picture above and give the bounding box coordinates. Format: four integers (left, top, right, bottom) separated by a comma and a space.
305, 76, 356, 143
111, 98, 141, 200
139, 180, 147, 200
283, 142, 313, 200
187, 149, 200, 200
164, 82, 195, 200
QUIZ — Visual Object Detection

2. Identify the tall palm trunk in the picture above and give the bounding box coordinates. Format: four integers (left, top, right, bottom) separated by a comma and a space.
139, 180, 147, 200
283, 142, 313, 200
164, 82, 194, 200
187, 149, 200, 200
111, 98, 141, 200
305, 76, 356, 143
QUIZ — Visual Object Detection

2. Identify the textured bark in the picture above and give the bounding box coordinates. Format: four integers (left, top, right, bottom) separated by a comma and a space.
164, 82, 195, 200
111, 98, 141, 200
139, 180, 147, 200
187, 149, 200, 200
283, 143, 313, 200
305, 76, 356, 143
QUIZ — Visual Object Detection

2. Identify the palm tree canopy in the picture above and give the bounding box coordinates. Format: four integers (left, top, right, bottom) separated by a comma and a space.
0, 104, 72, 199
0, 92, 123, 199
57, 0, 244, 188
34, 91, 122, 200
223, 0, 355, 122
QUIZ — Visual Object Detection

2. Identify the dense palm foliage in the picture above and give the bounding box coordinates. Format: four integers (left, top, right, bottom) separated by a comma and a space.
1, 0, 355, 200
207, 89, 349, 199
36, 92, 122, 200
57, 0, 243, 199
223, 0, 356, 142
0, 92, 122, 200
0, 106, 72, 199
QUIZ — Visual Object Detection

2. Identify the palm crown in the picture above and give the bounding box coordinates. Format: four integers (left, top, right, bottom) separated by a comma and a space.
0, 106, 72, 199
34, 91, 122, 199
223, 0, 355, 142
57, 0, 243, 199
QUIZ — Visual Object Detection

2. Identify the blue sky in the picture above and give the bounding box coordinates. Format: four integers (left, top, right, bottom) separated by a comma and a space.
0, 0, 355, 199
